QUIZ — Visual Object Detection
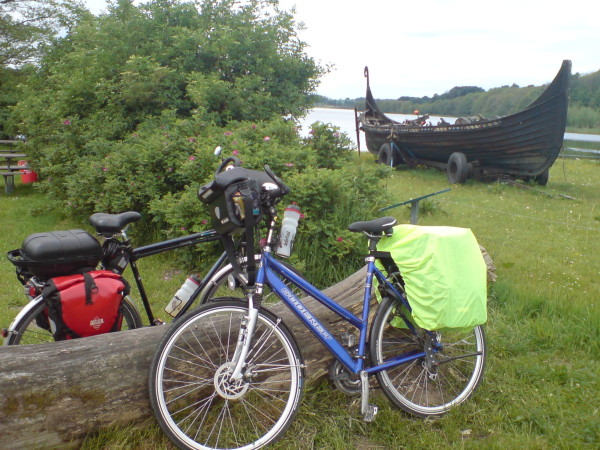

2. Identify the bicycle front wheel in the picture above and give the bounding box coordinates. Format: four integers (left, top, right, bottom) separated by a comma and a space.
149, 300, 304, 450
370, 295, 486, 417
6, 295, 143, 345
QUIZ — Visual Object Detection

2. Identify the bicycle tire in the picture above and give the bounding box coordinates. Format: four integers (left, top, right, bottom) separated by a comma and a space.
370, 295, 487, 417
199, 255, 304, 306
5, 295, 143, 345
149, 300, 304, 450
120, 295, 144, 329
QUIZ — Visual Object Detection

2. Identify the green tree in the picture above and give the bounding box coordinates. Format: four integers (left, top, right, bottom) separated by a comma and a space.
0, 0, 82, 67
0, 0, 83, 136
11, 0, 322, 194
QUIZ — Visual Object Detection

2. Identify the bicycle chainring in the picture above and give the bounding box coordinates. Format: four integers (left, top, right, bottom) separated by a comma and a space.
328, 358, 361, 396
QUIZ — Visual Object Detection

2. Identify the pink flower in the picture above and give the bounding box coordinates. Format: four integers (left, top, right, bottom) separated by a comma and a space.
336, 237, 343, 242
201, 219, 208, 225
251, 124, 257, 129
224, 131, 233, 136
187, 138, 196, 143
102, 167, 108, 172
188, 156, 196, 161
285, 162, 294, 167
263, 136, 271, 142
232, 140, 238, 145
63, 119, 71, 126
232, 150, 239, 155
180, 226, 186, 231
333, 132, 340, 138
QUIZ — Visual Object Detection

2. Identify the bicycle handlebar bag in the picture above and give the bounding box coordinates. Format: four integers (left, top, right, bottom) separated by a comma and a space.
198, 167, 267, 235
376, 224, 487, 331
8, 229, 101, 280
42, 270, 130, 340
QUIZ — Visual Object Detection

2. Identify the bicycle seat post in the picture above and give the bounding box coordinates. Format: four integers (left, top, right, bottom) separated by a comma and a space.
366, 233, 382, 256
120, 225, 131, 243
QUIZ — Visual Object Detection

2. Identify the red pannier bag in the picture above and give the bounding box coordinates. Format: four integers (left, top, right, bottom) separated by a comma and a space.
42, 270, 129, 340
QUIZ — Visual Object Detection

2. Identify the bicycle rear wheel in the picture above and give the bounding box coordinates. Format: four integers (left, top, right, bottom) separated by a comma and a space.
370, 295, 486, 417
5, 295, 143, 345
149, 300, 304, 450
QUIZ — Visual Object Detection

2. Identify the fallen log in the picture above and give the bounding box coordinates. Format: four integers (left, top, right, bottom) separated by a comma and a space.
0, 267, 368, 449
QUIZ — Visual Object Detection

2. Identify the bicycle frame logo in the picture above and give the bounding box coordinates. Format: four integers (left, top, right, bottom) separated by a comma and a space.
280, 287, 332, 341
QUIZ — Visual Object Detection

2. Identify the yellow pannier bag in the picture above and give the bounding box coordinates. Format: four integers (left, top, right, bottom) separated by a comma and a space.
376, 224, 488, 331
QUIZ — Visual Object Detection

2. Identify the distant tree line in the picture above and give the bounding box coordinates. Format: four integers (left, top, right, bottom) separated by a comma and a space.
316, 69, 600, 130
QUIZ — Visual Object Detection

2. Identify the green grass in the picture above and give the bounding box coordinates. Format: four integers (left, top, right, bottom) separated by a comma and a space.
566, 126, 600, 135
2, 158, 599, 448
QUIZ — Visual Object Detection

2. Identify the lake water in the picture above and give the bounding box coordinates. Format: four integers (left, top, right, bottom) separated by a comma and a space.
299, 108, 600, 154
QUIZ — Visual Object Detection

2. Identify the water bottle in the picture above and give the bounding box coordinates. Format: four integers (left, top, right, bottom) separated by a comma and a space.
165, 275, 201, 317
276, 205, 301, 258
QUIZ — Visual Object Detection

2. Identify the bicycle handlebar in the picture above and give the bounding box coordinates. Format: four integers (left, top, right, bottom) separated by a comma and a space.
215, 156, 242, 178
264, 165, 290, 196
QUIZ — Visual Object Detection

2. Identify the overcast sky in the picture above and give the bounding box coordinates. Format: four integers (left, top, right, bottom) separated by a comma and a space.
84, 0, 599, 99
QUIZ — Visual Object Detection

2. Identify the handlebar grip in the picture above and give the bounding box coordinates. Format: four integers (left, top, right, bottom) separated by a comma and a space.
264, 165, 290, 195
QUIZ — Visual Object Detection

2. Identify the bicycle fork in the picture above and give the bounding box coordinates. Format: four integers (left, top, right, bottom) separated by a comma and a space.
230, 294, 259, 381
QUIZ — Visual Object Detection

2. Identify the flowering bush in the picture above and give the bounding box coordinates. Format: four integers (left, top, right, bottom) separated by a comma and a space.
144, 118, 392, 284
6, 1, 391, 284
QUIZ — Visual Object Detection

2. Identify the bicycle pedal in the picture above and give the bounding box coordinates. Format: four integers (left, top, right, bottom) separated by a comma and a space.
362, 404, 378, 422
153, 318, 166, 325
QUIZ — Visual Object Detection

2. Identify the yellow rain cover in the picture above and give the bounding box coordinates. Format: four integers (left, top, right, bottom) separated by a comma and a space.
377, 224, 487, 331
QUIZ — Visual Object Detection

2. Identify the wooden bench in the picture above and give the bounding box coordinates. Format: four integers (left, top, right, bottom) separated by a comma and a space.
0, 140, 28, 194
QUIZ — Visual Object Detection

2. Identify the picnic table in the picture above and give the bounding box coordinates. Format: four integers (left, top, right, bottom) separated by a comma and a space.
0, 140, 29, 194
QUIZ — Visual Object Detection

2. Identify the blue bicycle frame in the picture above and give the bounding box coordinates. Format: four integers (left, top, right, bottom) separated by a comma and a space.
256, 250, 427, 376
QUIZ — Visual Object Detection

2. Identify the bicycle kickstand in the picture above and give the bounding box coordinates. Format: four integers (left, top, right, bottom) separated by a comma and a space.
360, 371, 378, 422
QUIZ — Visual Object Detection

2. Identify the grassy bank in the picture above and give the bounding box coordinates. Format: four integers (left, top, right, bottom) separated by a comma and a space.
1, 157, 598, 448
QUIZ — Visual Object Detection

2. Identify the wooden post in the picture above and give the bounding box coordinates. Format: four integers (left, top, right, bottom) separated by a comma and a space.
3, 173, 15, 194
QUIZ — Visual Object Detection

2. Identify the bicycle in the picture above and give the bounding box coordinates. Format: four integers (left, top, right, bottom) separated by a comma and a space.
1, 212, 227, 345
148, 165, 488, 449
